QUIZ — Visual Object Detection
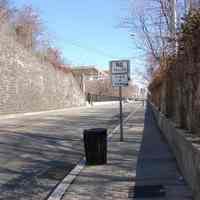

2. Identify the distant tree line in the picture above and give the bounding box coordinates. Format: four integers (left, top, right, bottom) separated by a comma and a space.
85, 79, 138, 98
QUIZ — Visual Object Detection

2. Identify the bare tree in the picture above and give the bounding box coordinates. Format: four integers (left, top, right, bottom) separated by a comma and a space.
125, 0, 178, 77
14, 6, 42, 50
45, 47, 64, 68
0, 0, 11, 23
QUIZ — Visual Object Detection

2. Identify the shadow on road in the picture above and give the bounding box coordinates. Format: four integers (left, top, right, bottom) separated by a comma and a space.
0, 104, 136, 199
0, 130, 82, 200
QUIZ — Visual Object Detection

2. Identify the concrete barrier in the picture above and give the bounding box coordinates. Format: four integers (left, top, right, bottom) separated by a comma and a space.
150, 103, 200, 200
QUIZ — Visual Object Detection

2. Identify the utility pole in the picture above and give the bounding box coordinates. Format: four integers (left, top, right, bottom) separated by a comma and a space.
170, 0, 177, 34
169, 0, 177, 53
184, 0, 190, 13
185, 0, 200, 13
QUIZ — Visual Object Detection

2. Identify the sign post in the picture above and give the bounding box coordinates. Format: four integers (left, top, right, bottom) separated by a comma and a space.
119, 86, 123, 141
110, 60, 130, 142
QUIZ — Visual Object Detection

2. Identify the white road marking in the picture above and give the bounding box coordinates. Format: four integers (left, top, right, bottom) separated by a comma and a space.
47, 159, 86, 200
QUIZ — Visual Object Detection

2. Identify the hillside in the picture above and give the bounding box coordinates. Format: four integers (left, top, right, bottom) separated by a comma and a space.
0, 25, 85, 115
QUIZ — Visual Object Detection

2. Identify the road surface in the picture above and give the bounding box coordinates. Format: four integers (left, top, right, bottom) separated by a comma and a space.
0, 102, 139, 200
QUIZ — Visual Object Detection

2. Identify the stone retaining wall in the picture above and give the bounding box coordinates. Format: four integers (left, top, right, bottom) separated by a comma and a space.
150, 103, 200, 200
0, 28, 85, 115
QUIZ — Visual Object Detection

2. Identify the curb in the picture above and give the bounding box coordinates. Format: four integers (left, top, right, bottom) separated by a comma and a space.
0, 106, 86, 120
46, 105, 142, 200
0, 101, 122, 120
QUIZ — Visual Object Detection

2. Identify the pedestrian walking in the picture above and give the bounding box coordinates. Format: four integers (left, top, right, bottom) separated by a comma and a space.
87, 93, 91, 105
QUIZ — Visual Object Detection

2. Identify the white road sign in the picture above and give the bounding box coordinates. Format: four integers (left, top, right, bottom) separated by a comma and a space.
110, 60, 130, 74
109, 60, 131, 142
110, 60, 130, 87
111, 74, 128, 87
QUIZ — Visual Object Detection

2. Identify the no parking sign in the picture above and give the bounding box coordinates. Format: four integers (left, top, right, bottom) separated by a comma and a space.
110, 60, 130, 87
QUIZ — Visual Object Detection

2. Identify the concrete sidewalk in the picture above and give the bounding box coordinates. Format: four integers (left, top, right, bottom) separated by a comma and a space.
133, 106, 193, 199
62, 106, 192, 200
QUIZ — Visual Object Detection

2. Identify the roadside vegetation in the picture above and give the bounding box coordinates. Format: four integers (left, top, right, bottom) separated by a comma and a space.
0, 0, 71, 73
126, 0, 200, 133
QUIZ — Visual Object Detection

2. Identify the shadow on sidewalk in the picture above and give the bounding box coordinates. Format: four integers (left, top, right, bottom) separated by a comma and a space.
129, 105, 192, 199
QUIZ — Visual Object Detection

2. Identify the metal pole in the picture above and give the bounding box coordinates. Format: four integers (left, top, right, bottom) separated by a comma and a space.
184, 0, 189, 13
170, 0, 177, 52
119, 86, 123, 141
188, 0, 192, 11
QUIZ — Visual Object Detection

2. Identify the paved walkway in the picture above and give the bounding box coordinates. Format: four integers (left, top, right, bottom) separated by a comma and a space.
134, 106, 193, 200
62, 106, 193, 200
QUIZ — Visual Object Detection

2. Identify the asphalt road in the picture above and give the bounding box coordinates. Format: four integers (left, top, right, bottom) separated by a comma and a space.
0, 102, 139, 200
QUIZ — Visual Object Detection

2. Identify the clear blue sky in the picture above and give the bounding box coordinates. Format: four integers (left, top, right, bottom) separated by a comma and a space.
12, 0, 142, 71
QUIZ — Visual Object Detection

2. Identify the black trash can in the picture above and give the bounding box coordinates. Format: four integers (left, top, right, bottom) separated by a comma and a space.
83, 128, 107, 165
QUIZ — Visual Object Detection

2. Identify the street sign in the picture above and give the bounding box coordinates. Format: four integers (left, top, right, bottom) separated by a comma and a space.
110, 60, 130, 87
111, 74, 128, 87
110, 60, 129, 74
109, 59, 131, 142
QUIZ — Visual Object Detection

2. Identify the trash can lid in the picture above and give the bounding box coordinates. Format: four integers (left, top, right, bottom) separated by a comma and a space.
83, 128, 107, 135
